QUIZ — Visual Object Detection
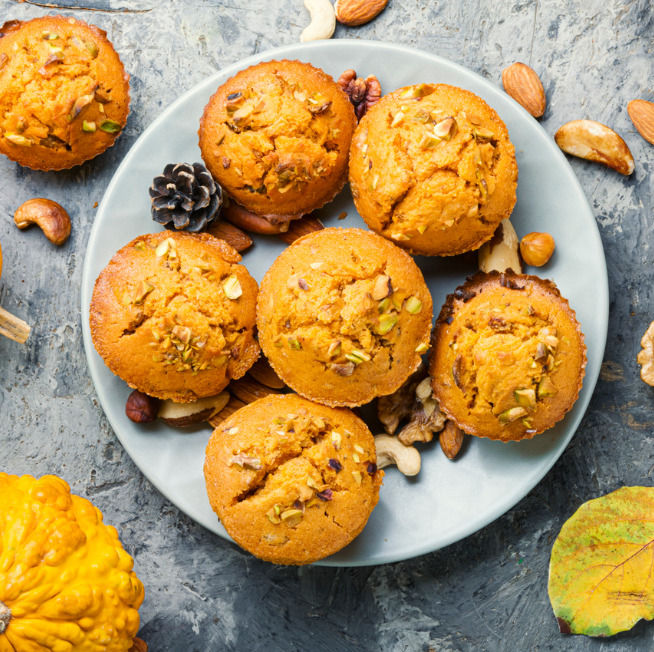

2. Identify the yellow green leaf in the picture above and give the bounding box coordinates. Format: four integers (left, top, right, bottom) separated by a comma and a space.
548, 486, 654, 637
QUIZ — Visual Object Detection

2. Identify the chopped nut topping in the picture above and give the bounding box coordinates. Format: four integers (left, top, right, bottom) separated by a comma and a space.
498, 407, 528, 424
132, 281, 154, 305
230, 453, 262, 470
405, 296, 423, 314
222, 274, 242, 299
372, 274, 392, 300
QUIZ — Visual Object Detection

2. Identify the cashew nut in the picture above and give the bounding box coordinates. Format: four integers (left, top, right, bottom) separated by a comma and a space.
478, 218, 521, 274
374, 434, 421, 476
300, 0, 335, 42
14, 198, 71, 245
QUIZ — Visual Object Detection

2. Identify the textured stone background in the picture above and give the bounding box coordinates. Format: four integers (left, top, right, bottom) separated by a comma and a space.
1, 0, 653, 649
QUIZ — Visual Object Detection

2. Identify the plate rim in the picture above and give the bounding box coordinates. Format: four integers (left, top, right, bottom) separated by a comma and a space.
81, 39, 609, 567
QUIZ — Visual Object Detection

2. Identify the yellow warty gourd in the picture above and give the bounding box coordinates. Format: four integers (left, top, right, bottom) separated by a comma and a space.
0, 473, 145, 652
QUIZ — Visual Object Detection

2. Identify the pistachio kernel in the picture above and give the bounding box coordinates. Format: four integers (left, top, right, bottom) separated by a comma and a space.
514, 388, 536, 409
377, 313, 398, 335
371, 275, 392, 300
230, 453, 262, 470
288, 336, 301, 350
82, 120, 96, 132
331, 432, 342, 450
222, 274, 242, 299
433, 116, 458, 140
132, 281, 154, 305
328, 340, 341, 357
473, 126, 494, 142
99, 119, 122, 134
352, 471, 362, 485
84, 41, 99, 58
415, 342, 429, 354
5, 134, 32, 147
405, 296, 423, 314
280, 509, 303, 528
266, 508, 281, 524
498, 407, 528, 424
538, 376, 558, 399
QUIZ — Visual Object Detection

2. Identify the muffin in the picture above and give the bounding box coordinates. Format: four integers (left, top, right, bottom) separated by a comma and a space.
90, 231, 259, 402
198, 60, 356, 222
429, 271, 586, 442
349, 83, 518, 256
0, 16, 130, 170
204, 394, 384, 565
257, 228, 433, 407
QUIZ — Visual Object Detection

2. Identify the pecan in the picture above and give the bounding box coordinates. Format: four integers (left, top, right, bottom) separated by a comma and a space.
337, 69, 382, 120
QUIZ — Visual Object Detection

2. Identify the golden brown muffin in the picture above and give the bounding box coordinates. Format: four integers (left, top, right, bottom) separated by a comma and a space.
198, 60, 356, 222
204, 393, 384, 565
429, 271, 586, 442
0, 16, 130, 171
349, 83, 518, 257
257, 228, 433, 407
90, 232, 259, 402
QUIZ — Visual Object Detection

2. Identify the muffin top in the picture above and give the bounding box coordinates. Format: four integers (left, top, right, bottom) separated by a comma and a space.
0, 16, 130, 170
257, 228, 433, 407
429, 271, 586, 442
90, 232, 259, 402
349, 83, 518, 256
198, 60, 356, 221
204, 394, 383, 565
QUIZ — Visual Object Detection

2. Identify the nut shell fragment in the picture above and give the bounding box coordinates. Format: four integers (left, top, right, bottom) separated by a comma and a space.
555, 119, 634, 175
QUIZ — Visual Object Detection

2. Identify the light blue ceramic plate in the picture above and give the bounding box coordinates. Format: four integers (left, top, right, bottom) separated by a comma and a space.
81, 41, 608, 566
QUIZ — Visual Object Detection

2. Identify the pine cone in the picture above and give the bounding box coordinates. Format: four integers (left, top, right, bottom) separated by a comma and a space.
149, 162, 223, 232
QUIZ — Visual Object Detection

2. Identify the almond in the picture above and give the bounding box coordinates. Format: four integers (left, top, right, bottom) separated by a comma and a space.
440, 421, 465, 460
204, 220, 252, 252
230, 376, 283, 404
247, 357, 286, 389
335, 0, 389, 26
627, 99, 654, 146
277, 215, 324, 245
555, 119, 634, 175
501, 62, 546, 118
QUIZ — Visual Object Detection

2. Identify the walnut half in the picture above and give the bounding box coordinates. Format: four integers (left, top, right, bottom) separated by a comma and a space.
397, 377, 447, 445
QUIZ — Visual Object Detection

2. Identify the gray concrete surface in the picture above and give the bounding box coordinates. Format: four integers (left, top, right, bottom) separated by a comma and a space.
1, 0, 653, 649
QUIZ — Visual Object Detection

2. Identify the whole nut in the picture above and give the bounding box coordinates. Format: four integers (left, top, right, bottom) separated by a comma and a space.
301, 0, 335, 42
204, 220, 252, 252
335, 0, 389, 26
337, 69, 382, 120
440, 421, 465, 460
125, 390, 159, 423
501, 62, 546, 118
554, 120, 635, 175
478, 219, 522, 274
627, 99, 654, 146
223, 200, 287, 234
520, 232, 555, 267
14, 198, 71, 245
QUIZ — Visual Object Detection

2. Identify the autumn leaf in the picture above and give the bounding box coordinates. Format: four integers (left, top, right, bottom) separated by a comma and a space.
548, 486, 654, 637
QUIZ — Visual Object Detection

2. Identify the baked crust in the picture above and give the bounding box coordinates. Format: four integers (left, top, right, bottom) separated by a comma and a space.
429, 271, 586, 441
0, 16, 130, 170
199, 60, 356, 221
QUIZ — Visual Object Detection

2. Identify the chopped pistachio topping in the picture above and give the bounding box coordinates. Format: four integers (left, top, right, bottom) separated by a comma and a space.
391, 111, 406, 127
5, 134, 32, 146
99, 119, 122, 133
280, 509, 303, 528
230, 453, 262, 470
331, 432, 342, 450
538, 376, 558, 398
405, 296, 423, 314
82, 120, 96, 132
377, 313, 398, 335
222, 274, 242, 299
514, 388, 536, 409
132, 281, 154, 305
345, 350, 371, 364
498, 407, 528, 424
415, 342, 429, 354
352, 471, 362, 485
288, 336, 301, 350
155, 239, 170, 257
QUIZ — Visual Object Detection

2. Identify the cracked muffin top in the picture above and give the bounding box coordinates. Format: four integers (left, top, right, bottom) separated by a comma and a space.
349, 83, 518, 256
0, 16, 130, 171
204, 393, 384, 565
198, 60, 356, 221
256, 228, 433, 407
429, 271, 586, 442
90, 231, 259, 402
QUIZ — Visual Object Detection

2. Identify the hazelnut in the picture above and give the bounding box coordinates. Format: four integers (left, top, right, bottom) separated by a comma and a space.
14, 198, 71, 245
125, 390, 159, 423
520, 232, 555, 267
